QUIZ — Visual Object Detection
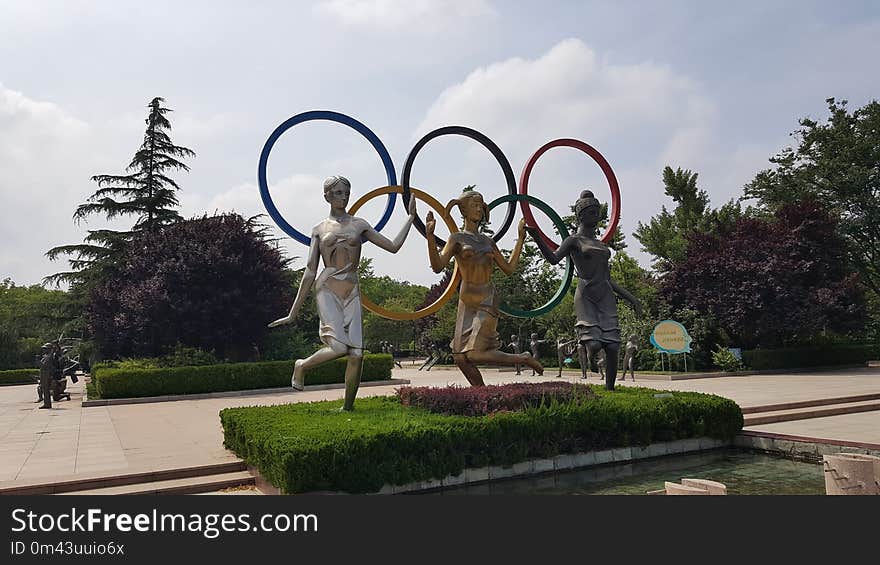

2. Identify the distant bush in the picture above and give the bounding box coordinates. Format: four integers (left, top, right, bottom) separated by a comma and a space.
258, 329, 318, 362
93, 354, 393, 399
158, 345, 220, 367
712, 346, 744, 372
93, 346, 220, 372
0, 368, 37, 385
742, 344, 879, 370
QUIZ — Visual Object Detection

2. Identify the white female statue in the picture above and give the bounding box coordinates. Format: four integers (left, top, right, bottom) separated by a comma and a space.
269, 176, 416, 411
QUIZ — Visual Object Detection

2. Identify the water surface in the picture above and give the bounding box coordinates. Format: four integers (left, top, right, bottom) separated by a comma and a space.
433, 448, 824, 495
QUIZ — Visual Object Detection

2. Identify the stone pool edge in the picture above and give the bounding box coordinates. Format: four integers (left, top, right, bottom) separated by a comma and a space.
734, 430, 880, 463
252, 436, 732, 495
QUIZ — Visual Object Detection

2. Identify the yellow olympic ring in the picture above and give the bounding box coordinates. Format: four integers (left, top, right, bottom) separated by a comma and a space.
348, 186, 460, 321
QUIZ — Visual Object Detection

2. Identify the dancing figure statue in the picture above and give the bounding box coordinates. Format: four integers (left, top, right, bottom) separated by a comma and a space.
529, 333, 547, 375
507, 334, 522, 375
577, 341, 590, 379
528, 190, 641, 390
37, 342, 60, 409
556, 336, 576, 377
269, 176, 416, 411
621, 334, 639, 381
595, 348, 607, 381
425, 190, 542, 386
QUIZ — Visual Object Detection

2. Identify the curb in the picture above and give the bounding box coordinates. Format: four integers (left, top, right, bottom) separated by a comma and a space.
734, 430, 880, 462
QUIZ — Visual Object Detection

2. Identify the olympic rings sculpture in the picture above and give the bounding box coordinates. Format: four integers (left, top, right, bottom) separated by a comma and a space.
257, 110, 622, 320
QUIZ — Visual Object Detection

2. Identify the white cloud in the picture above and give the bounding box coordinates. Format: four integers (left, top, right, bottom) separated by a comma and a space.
0, 84, 94, 285
416, 38, 716, 155
313, 0, 496, 33
412, 38, 777, 270
200, 174, 326, 224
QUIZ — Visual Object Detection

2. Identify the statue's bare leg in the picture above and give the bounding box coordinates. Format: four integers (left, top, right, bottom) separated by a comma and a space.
466, 349, 543, 376
342, 348, 364, 411
578, 342, 589, 379
292, 341, 348, 390
454, 353, 485, 386
603, 344, 620, 391
586, 340, 603, 382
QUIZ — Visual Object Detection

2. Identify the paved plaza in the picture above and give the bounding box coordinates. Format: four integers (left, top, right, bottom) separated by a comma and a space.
1, 365, 878, 487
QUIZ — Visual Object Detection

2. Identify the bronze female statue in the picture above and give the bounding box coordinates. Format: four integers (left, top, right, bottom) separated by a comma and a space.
528, 190, 641, 390
425, 190, 542, 386
269, 175, 416, 410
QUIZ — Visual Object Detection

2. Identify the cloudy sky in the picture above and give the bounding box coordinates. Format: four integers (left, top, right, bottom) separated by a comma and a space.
2, 0, 879, 289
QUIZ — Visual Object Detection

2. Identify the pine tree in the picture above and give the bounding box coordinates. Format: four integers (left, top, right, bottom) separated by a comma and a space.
45, 97, 195, 287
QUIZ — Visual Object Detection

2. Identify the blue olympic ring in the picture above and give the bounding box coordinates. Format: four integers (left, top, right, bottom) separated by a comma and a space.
257, 110, 397, 245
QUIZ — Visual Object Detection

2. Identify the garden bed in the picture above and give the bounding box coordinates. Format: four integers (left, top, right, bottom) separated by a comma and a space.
220, 382, 743, 494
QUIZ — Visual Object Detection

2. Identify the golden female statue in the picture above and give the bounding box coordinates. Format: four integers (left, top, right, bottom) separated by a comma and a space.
425, 190, 543, 386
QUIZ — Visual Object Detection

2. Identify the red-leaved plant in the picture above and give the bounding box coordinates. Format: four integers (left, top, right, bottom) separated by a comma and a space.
396, 381, 597, 417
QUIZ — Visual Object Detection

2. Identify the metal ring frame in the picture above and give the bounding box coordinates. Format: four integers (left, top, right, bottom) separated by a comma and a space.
258, 112, 621, 321
348, 186, 460, 321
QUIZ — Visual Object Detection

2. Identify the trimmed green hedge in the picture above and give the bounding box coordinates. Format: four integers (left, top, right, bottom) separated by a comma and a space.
94, 354, 393, 399
0, 368, 38, 386
742, 344, 880, 370
220, 385, 743, 494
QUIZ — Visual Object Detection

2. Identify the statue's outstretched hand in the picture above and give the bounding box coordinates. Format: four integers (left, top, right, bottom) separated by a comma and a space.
518, 218, 527, 239
425, 211, 436, 236
632, 299, 644, 318
268, 315, 293, 328
407, 194, 417, 217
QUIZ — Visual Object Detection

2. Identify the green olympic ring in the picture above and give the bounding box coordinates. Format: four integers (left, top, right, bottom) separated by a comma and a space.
487, 194, 573, 318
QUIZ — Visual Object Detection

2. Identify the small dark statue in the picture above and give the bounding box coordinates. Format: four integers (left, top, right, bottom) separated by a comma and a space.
529, 333, 547, 376
35, 339, 80, 408
507, 335, 522, 375
528, 190, 642, 390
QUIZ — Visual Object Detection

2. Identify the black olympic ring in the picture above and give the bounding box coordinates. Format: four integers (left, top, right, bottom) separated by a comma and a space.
400, 126, 518, 249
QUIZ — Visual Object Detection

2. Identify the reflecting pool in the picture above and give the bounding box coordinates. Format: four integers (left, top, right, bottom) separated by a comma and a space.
431, 448, 825, 495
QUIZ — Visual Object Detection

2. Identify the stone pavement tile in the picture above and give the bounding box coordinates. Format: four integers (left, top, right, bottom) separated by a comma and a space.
0, 438, 39, 450
19, 460, 77, 478
0, 470, 22, 482
0, 455, 29, 477
73, 463, 131, 475
75, 460, 129, 474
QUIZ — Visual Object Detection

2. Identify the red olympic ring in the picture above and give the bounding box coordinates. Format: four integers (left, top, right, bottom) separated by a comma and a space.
518, 138, 621, 250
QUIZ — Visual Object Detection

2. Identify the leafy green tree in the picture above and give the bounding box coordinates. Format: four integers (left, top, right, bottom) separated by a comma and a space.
634, 166, 748, 272
0, 279, 77, 368
357, 257, 429, 352
743, 97, 880, 304
46, 97, 195, 287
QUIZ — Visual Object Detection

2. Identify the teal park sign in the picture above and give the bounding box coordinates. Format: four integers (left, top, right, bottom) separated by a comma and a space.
650, 320, 692, 354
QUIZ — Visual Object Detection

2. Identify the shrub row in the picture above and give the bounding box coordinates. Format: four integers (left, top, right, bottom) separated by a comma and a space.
397, 382, 598, 416
742, 344, 880, 370
220, 384, 743, 494
94, 354, 393, 399
0, 368, 37, 386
